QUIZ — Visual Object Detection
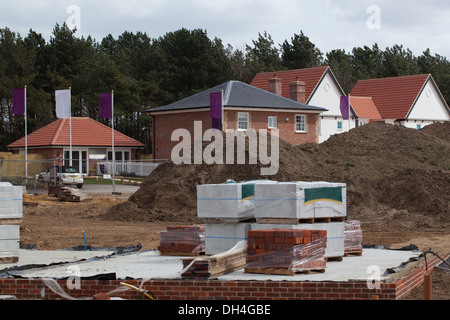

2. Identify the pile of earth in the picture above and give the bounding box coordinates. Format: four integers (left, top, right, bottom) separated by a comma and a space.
103, 121, 449, 230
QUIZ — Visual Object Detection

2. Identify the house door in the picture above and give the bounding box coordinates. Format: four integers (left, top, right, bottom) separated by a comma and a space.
64, 150, 88, 175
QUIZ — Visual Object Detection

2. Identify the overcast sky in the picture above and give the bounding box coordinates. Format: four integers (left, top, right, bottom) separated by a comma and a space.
1, 0, 450, 58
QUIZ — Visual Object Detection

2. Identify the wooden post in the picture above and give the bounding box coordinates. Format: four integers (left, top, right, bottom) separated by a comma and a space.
424, 274, 432, 300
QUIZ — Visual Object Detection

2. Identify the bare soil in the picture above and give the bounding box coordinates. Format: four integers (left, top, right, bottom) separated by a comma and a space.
18, 122, 450, 300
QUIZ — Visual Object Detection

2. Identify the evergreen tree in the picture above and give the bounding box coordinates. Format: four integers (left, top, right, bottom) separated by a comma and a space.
281, 31, 323, 69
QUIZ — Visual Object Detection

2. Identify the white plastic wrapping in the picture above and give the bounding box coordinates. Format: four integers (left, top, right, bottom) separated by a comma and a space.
205, 222, 252, 255
0, 225, 20, 259
0, 183, 23, 219
254, 181, 346, 220
197, 180, 276, 220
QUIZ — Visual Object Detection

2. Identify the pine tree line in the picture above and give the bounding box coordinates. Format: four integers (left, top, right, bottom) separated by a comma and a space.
1, 23, 449, 152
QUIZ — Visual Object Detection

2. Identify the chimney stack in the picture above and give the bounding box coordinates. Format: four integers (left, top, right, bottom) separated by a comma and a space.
268, 74, 282, 96
289, 77, 306, 104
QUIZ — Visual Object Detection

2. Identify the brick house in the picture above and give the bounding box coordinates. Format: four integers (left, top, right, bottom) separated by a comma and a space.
147, 80, 327, 161
251, 66, 353, 143
7, 117, 145, 175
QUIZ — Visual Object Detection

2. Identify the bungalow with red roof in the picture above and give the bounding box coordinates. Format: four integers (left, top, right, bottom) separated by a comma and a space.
251, 66, 355, 143
350, 74, 450, 129
7, 117, 145, 175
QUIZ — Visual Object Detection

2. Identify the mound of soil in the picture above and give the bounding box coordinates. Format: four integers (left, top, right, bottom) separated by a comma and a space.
103, 122, 450, 229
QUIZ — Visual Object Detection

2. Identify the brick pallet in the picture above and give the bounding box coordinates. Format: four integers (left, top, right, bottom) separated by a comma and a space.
245, 229, 327, 276
158, 225, 205, 256
344, 220, 363, 256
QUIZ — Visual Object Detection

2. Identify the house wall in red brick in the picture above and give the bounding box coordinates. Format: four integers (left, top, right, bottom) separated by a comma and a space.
152, 109, 319, 161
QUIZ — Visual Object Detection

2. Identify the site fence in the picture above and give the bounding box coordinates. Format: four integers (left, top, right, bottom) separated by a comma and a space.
0, 157, 166, 193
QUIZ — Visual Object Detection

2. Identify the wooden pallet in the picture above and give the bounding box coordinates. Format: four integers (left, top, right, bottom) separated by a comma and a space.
159, 250, 205, 257
244, 267, 326, 276
256, 216, 344, 225
0, 256, 18, 264
0, 218, 22, 226
344, 249, 363, 257
199, 217, 256, 224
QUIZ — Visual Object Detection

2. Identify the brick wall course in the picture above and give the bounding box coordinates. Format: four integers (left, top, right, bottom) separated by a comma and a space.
0, 255, 441, 300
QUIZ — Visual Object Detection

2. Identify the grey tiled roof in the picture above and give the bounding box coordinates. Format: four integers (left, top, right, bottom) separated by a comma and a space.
146, 81, 328, 113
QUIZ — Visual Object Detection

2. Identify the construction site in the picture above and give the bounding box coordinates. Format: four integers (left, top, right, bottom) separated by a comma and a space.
0, 121, 449, 301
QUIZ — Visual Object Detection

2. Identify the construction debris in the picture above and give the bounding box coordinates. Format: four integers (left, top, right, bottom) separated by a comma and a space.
57, 187, 88, 202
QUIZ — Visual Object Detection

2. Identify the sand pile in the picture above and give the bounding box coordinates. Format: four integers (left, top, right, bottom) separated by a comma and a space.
103, 122, 449, 229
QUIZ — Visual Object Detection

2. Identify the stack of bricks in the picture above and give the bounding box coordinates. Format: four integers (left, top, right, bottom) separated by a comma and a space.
344, 220, 363, 256
245, 229, 327, 275
158, 225, 205, 256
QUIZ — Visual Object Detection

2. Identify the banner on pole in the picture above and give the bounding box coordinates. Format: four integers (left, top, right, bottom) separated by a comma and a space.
12, 88, 25, 116
340, 96, 350, 120
55, 89, 71, 119
99, 92, 113, 119
209, 92, 223, 119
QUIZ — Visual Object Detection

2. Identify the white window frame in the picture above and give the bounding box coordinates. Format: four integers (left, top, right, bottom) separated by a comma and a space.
238, 112, 249, 130
295, 114, 306, 132
268, 116, 277, 129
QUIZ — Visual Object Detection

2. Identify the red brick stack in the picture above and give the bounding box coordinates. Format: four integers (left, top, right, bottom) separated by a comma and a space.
344, 220, 363, 256
158, 225, 205, 255
245, 229, 327, 275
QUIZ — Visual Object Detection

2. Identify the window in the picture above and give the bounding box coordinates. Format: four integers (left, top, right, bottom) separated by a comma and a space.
295, 115, 306, 132
337, 121, 343, 130
238, 112, 249, 130
416, 124, 422, 130
268, 116, 277, 129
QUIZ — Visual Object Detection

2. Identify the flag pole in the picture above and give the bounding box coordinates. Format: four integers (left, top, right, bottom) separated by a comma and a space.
348, 94, 351, 130
111, 90, 115, 193
221, 90, 224, 131
69, 87, 72, 167
24, 85, 27, 178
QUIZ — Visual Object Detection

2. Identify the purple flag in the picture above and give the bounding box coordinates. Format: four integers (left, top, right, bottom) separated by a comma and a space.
99, 92, 113, 119
212, 118, 221, 130
340, 96, 350, 120
209, 92, 223, 119
12, 88, 25, 116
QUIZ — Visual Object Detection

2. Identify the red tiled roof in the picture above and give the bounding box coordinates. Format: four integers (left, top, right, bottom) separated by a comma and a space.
349, 96, 383, 121
350, 74, 430, 120
8, 117, 145, 148
251, 66, 330, 102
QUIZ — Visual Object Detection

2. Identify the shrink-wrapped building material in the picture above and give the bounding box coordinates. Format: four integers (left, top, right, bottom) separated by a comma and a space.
197, 180, 276, 220
205, 222, 252, 255
254, 181, 346, 220
251, 222, 344, 259
344, 220, 363, 255
158, 225, 205, 255
245, 229, 327, 275
0, 182, 23, 220
0, 225, 20, 262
